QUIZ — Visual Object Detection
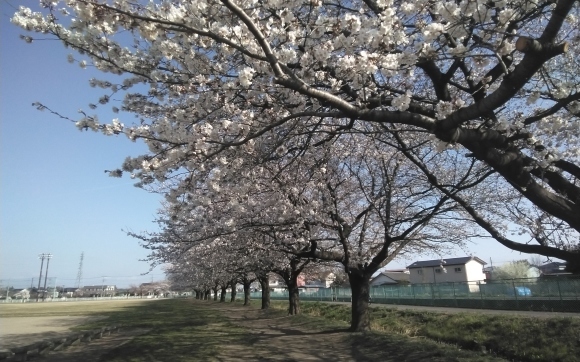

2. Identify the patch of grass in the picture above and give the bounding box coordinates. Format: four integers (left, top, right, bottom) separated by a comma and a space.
269, 301, 502, 361
79, 299, 256, 361
292, 301, 580, 362
418, 312, 580, 362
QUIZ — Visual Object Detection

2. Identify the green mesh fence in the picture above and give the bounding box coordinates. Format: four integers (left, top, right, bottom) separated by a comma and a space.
251, 277, 580, 312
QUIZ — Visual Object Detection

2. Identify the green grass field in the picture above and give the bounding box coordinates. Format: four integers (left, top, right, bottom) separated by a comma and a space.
2, 299, 578, 361
282, 301, 580, 362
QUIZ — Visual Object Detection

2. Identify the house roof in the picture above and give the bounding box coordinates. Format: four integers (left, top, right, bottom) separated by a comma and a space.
384, 269, 409, 273
299, 282, 327, 289
407, 256, 486, 269
371, 271, 410, 285
381, 272, 410, 282
538, 262, 567, 273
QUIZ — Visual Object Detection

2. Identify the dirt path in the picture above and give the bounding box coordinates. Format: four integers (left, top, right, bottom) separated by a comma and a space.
203, 303, 504, 362
1, 301, 505, 361
217, 306, 355, 361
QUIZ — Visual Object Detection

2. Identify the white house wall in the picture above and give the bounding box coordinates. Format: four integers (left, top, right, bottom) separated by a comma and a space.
409, 260, 486, 290
464, 260, 486, 282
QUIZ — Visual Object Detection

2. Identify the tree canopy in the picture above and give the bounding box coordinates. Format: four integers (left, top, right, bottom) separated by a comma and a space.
11, 0, 580, 301
12, 0, 580, 262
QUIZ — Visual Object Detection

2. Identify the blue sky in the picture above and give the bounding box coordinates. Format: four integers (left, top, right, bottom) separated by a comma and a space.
0, 1, 543, 289
1, 1, 165, 288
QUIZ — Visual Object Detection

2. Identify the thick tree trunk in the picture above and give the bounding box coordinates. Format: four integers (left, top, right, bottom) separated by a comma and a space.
213, 287, 218, 301
204, 290, 210, 300
220, 286, 227, 302
348, 273, 372, 332
277, 259, 305, 315
259, 275, 270, 310
287, 275, 300, 315
230, 281, 237, 302
194, 290, 201, 299
243, 280, 252, 306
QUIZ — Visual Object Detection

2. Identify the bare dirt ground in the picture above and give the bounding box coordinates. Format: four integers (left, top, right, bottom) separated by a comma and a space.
38, 328, 151, 362
0, 315, 104, 349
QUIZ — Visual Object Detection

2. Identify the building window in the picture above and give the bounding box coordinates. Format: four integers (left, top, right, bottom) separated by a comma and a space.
454, 267, 462, 272
435, 268, 442, 273
417, 270, 423, 275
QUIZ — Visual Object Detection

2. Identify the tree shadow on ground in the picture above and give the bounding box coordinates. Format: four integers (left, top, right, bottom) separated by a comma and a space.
16, 300, 507, 362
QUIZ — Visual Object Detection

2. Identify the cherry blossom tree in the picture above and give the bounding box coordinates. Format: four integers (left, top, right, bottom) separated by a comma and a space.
278, 133, 473, 330
11, 0, 580, 267
145, 129, 475, 330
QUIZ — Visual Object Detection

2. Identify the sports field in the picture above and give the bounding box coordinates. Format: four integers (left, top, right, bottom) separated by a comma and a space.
0, 299, 154, 349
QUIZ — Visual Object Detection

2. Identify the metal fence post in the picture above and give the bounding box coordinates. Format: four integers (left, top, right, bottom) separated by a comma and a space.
479, 281, 484, 309
556, 278, 563, 310
397, 285, 400, 304
512, 279, 519, 309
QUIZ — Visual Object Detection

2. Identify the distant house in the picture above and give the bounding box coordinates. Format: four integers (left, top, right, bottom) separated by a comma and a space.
12, 288, 30, 300
268, 274, 287, 293
538, 262, 570, 277
82, 285, 117, 297
319, 272, 336, 288
298, 281, 328, 293
370, 270, 410, 286
139, 282, 171, 297
408, 256, 486, 291
61, 287, 80, 297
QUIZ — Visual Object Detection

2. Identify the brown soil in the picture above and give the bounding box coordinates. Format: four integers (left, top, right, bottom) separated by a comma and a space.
38, 328, 151, 362
0, 316, 104, 349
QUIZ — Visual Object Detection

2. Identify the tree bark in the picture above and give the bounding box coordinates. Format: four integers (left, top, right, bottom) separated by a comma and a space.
259, 274, 270, 310
348, 272, 372, 332
230, 281, 237, 302
220, 286, 227, 302
286, 274, 300, 315
243, 280, 252, 306
276, 258, 306, 315
213, 286, 218, 301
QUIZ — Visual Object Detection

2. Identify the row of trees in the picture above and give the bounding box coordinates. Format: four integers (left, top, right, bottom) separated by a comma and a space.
11, 0, 580, 331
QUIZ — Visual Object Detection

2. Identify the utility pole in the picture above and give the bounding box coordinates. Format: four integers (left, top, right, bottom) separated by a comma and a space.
75, 252, 84, 289
42, 254, 53, 301
36, 254, 46, 302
